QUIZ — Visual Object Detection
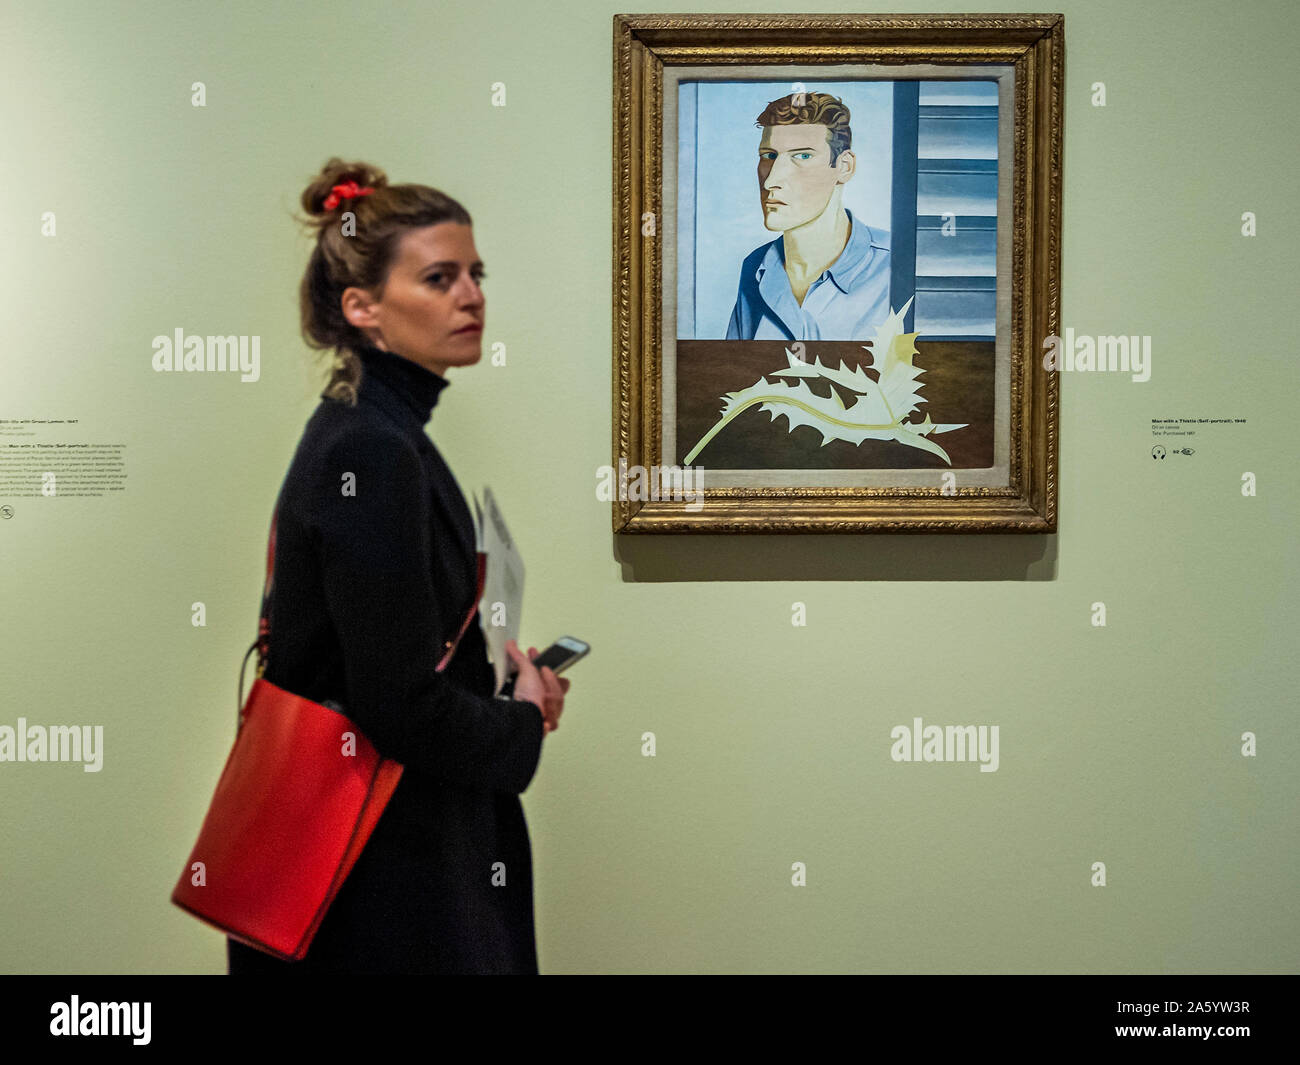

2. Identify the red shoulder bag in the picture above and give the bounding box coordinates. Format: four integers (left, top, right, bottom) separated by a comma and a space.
170, 502, 486, 962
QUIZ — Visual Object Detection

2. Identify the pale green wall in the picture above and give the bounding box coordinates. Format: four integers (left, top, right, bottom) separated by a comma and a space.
1, 0, 1296, 974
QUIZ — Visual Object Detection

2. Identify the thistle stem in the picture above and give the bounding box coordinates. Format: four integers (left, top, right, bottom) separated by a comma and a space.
684, 394, 900, 464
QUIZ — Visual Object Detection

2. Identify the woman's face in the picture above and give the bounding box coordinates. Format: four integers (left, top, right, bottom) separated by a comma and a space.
346, 222, 485, 377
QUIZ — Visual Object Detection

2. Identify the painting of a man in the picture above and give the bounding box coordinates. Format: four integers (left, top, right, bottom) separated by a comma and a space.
725, 92, 892, 342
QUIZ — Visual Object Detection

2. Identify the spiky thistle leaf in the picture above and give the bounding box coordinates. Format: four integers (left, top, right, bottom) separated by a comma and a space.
683, 297, 967, 465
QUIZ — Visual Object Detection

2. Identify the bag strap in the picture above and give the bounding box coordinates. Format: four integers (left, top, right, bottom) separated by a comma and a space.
238, 503, 486, 715
236, 501, 280, 717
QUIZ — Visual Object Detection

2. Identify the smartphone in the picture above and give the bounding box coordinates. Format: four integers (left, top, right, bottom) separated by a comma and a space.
499, 636, 589, 697
529, 636, 589, 675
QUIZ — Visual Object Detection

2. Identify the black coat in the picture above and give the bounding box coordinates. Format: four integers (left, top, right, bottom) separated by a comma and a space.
226, 342, 545, 974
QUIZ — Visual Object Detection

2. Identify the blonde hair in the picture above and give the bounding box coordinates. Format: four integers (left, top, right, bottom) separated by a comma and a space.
755, 92, 852, 165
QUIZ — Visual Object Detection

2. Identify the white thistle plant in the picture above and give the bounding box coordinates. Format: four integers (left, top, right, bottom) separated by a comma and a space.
684, 297, 968, 466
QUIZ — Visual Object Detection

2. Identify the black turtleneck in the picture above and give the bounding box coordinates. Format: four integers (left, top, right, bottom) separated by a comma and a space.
335, 341, 478, 571
351, 342, 450, 427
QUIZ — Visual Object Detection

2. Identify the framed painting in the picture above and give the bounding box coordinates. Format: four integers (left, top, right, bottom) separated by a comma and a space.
611, 13, 1063, 532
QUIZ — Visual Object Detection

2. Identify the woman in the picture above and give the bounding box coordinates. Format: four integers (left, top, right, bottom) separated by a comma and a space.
227, 158, 568, 974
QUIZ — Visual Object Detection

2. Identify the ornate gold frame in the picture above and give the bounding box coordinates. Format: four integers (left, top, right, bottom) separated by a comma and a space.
612, 12, 1063, 533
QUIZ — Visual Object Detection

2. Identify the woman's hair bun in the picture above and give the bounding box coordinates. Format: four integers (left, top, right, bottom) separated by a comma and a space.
301, 158, 389, 217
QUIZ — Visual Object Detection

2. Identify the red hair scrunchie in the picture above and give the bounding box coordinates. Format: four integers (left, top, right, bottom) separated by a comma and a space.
322, 181, 375, 211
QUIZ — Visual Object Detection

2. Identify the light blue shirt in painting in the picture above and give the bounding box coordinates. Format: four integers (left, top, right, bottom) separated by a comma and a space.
725, 208, 891, 342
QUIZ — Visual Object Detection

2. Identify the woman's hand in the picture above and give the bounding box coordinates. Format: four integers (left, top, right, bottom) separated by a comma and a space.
505, 639, 569, 734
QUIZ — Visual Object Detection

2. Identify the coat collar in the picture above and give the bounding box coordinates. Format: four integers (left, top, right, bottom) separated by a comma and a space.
337, 342, 476, 570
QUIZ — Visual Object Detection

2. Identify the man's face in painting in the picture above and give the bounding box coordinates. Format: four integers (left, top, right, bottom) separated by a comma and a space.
756, 122, 854, 232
